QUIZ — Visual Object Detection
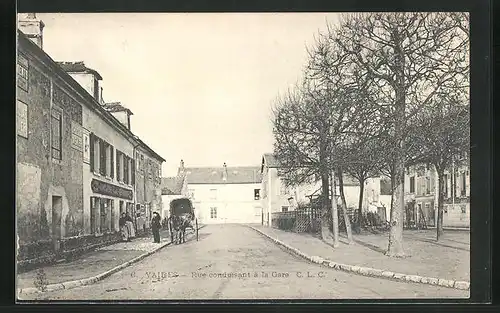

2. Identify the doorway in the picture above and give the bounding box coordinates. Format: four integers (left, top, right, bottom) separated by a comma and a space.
51, 196, 62, 253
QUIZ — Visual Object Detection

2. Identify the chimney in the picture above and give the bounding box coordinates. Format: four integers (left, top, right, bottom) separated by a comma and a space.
18, 13, 45, 49
222, 162, 228, 181
178, 159, 185, 176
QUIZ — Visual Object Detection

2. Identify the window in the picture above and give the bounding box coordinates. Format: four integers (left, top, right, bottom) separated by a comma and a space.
119, 201, 124, 215
51, 109, 62, 160
282, 206, 289, 212
254, 189, 260, 200
443, 174, 449, 198
141, 154, 144, 173
210, 207, 217, 219
409, 176, 415, 193
116, 151, 121, 181
103, 143, 113, 177
17, 53, 29, 91
279, 183, 287, 195
460, 172, 466, 197
209, 189, 217, 200
17, 100, 28, 138
461, 205, 466, 214
426, 177, 431, 195
124, 155, 129, 184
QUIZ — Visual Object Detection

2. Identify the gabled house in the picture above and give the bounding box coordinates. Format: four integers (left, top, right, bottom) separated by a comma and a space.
176, 160, 262, 224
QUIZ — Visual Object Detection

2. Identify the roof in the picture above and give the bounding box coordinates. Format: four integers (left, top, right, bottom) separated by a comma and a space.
182, 166, 262, 184
161, 175, 185, 195
262, 153, 279, 168
56, 61, 103, 80
103, 102, 134, 115
17, 31, 165, 163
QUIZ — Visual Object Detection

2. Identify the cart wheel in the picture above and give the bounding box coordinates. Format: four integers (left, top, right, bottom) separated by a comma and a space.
195, 219, 199, 241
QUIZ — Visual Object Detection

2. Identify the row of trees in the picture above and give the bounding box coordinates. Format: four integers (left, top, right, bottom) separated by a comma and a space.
272, 12, 470, 257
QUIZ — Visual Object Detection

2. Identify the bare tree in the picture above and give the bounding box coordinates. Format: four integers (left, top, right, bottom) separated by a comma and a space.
409, 97, 469, 240
333, 12, 470, 257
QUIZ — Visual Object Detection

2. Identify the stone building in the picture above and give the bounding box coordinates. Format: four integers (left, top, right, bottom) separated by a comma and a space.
16, 14, 164, 269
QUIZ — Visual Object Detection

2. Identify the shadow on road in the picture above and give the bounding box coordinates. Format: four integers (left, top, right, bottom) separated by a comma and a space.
352, 238, 387, 254
411, 238, 470, 252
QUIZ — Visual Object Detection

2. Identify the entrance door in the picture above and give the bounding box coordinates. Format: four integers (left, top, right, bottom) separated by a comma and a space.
52, 196, 62, 253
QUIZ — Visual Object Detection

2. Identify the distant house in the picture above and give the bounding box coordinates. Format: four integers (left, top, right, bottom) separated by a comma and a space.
161, 171, 188, 220
260, 153, 382, 226
404, 155, 470, 228
175, 160, 262, 224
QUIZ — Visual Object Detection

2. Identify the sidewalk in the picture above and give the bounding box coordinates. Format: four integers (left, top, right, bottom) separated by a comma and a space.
17, 229, 172, 292
249, 224, 470, 283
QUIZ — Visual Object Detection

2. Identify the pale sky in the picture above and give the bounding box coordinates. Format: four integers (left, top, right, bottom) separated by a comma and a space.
36, 13, 340, 177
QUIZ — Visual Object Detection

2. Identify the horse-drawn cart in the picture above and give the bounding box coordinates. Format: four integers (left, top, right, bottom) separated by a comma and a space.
167, 198, 199, 244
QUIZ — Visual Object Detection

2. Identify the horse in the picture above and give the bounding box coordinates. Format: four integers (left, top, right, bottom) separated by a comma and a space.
168, 214, 191, 244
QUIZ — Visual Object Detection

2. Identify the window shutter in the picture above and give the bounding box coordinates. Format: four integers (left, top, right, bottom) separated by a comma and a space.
116, 150, 121, 181
110, 146, 114, 178
98, 139, 104, 175
132, 159, 136, 185
89, 133, 95, 172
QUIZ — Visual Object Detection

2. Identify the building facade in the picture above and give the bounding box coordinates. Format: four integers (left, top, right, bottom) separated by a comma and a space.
16, 15, 165, 269
175, 161, 262, 224
260, 153, 382, 226
403, 157, 470, 228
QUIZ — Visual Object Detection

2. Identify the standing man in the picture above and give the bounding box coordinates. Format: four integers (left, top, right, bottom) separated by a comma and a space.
151, 212, 161, 243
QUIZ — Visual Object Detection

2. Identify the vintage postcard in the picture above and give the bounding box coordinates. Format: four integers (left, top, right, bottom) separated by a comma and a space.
16, 12, 470, 301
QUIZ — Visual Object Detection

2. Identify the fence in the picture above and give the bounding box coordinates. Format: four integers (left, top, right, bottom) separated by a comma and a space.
271, 205, 391, 234
271, 207, 322, 233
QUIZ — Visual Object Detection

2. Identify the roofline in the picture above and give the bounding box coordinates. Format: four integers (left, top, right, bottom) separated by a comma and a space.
64, 67, 103, 81
18, 30, 165, 163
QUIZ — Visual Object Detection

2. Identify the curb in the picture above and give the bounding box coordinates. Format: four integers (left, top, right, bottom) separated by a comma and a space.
248, 225, 470, 291
18, 235, 177, 296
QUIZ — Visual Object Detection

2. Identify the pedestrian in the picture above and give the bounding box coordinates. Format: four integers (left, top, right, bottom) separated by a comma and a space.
151, 212, 161, 243
119, 213, 130, 242
125, 212, 135, 240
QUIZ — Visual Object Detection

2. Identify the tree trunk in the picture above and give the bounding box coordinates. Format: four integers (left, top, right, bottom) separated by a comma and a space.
436, 167, 445, 241
386, 31, 406, 258
320, 172, 331, 241
337, 168, 353, 243
357, 178, 366, 233
330, 171, 339, 247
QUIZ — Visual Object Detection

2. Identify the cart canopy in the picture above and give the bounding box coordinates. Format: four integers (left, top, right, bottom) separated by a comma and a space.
169, 198, 194, 216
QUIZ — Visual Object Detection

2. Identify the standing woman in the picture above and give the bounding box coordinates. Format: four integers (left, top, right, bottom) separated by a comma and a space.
119, 213, 130, 242
151, 212, 161, 243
